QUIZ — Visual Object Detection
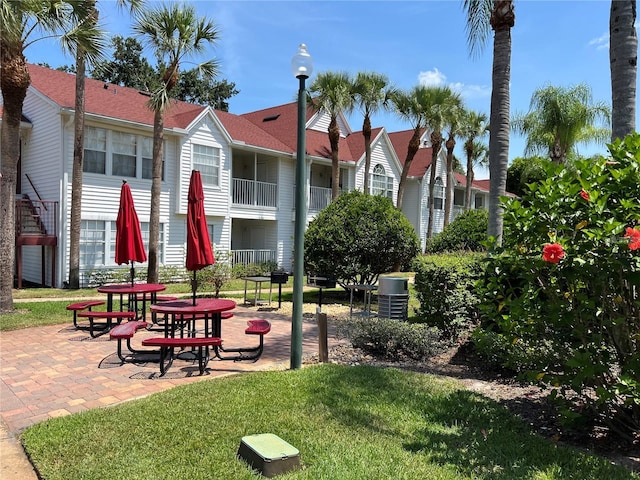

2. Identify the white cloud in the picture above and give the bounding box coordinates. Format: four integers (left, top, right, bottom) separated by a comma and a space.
589, 32, 609, 51
418, 68, 490, 100
418, 68, 447, 86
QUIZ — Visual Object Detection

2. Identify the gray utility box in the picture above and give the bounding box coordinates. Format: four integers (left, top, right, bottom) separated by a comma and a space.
237, 433, 300, 477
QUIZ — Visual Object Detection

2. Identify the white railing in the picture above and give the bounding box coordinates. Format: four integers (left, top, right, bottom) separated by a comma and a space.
309, 186, 332, 211
232, 178, 277, 207
230, 249, 276, 266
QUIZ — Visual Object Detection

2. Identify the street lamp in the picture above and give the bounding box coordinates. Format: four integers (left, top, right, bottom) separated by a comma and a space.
290, 43, 313, 369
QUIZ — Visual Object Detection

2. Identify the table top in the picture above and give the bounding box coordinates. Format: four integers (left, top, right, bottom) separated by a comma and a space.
243, 276, 271, 282
97, 283, 166, 294
150, 298, 236, 315
345, 283, 377, 291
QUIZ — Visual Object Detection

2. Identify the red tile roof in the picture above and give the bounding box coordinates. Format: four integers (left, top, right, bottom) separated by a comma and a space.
26, 63, 206, 129
13, 64, 496, 190
388, 129, 433, 178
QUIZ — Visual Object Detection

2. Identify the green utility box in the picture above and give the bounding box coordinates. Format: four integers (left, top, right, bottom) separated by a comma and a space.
237, 433, 300, 477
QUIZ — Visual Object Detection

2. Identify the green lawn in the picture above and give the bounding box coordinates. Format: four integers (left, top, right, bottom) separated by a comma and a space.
21, 364, 636, 480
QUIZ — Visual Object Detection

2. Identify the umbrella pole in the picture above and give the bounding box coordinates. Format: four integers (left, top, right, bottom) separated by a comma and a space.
130, 261, 135, 287
192, 270, 197, 305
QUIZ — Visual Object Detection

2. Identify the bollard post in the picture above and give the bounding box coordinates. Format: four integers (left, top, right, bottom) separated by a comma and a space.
317, 310, 328, 363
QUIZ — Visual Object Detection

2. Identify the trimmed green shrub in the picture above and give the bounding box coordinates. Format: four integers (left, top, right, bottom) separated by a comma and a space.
475, 134, 640, 437
413, 253, 483, 340
425, 209, 488, 253
337, 316, 444, 360
305, 190, 420, 286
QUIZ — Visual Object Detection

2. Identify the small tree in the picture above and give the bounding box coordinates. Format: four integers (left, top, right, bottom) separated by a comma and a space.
304, 191, 419, 286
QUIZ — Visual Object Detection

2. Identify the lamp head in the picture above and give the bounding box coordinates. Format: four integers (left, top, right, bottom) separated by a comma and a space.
291, 43, 313, 79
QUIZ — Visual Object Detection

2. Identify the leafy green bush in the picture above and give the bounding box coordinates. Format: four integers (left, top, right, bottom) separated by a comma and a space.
506, 155, 551, 197
475, 134, 640, 437
337, 316, 444, 360
305, 191, 420, 286
413, 253, 483, 340
425, 209, 488, 253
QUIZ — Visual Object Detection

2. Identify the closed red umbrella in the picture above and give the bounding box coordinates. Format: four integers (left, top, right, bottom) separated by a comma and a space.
186, 170, 214, 304
115, 180, 147, 286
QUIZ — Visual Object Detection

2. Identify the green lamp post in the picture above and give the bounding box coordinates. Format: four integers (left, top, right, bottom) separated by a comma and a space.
290, 43, 313, 369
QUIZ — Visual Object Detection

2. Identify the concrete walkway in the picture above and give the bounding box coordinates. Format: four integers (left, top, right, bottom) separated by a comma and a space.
0, 300, 343, 479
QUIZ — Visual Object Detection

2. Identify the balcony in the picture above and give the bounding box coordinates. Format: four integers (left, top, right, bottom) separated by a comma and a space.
230, 249, 276, 267
309, 186, 332, 211
232, 178, 277, 208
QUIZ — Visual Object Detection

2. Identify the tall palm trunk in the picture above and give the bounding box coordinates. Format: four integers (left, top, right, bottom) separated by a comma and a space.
464, 140, 474, 210
443, 135, 455, 227
69, 49, 87, 289
610, 0, 637, 141
426, 130, 443, 239
396, 125, 421, 209
69, 1, 98, 289
362, 115, 372, 194
147, 109, 164, 284
329, 117, 341, 200
487, 1, 514, 245
0, 49, 30, 312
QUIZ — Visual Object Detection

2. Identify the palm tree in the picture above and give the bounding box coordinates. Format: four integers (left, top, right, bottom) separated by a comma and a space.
511, 84, 611, 164
389, 87, 427, 210
461, 110, 489, 210
352, 72, 394, 194
463, 0, 515, 245
69, 0, 142, 290
443, 100, 465, 228
0, 0, 103, 312
309, 71, 354, 201
423, 86, 460, 239
610, 0, 637, 141
134, 3, 219, 284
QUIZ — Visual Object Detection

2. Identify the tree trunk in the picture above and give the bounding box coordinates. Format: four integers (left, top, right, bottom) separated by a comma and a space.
329, 117, 341, 201
147, 109, 164, 284
396, 125, 421, 209
426, 131, 443, 239
464, 141, 474, 210
443, 136, 455, 227
487, 1, 514, 246
0, 46, 30, 312
362, 115, 372, 195
610, 0, 637, 141
69, 49, 87, 289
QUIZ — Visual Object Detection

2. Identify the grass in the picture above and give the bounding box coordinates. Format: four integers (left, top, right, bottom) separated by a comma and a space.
21, 364, 637, 480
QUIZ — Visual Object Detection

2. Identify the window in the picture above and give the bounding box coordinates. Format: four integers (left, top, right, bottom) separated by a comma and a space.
141, 222, 165, 264
84, 128, 165, 180
82, 220, 164, 267
433, 177, 444, 210
475, 195, 484, 209
84, 127, 107, 174
193, 144, 220, 186
80, 220, 106, 267
112, 131, 137, 178
141, 137, 165, 180
370, 164, 393, 199
454, 189, 465, 207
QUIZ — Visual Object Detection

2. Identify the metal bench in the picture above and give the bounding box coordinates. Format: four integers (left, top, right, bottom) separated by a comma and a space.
141, 336, 223, 376
109, 321, 150, 362
76, 311, 135, 337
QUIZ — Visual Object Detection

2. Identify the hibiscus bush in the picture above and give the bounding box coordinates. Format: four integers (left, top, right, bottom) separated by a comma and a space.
474, 134, 640, 438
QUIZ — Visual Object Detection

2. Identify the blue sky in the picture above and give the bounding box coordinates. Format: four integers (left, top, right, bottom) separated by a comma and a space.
26, 1, 625, 178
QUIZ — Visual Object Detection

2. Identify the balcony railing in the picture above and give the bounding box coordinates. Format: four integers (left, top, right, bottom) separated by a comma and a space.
230, 249, 276, 266
232, 178, 277, 207
309, 186, 332, 211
